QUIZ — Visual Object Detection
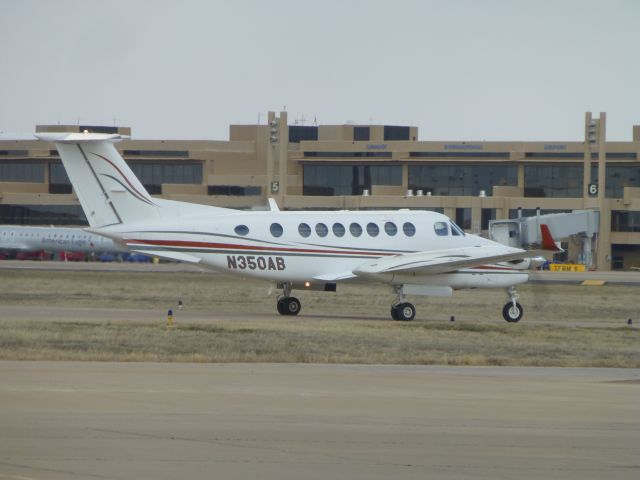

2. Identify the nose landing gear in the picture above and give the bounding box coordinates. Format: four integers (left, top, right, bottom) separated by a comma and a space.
502, 286, 523, 322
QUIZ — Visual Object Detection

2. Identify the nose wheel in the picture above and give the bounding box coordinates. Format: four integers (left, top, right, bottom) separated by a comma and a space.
502, 301, 523, 322
502, 286, 523, 322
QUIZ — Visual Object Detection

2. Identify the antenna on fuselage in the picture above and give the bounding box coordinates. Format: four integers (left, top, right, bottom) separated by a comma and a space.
268, 198, 280, 212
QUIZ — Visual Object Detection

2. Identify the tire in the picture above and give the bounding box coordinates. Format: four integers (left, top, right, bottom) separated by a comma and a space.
502, 302, 523, 322
391, 305, 400, 321
397, 302, 416, 321
285, 297, 301, 316
277, 298, 287, 315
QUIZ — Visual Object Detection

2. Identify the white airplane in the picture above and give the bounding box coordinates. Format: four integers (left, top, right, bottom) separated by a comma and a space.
35, 132, 559, 322
0, 225, 127, 255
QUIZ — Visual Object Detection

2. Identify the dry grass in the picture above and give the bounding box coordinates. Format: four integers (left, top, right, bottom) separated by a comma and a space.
0, 269, 638, 367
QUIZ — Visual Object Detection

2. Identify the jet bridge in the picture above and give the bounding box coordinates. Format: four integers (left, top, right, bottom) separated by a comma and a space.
489, 209, 600, 266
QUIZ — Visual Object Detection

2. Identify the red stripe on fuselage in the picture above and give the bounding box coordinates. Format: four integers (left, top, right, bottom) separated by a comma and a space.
126, 238, 396, 257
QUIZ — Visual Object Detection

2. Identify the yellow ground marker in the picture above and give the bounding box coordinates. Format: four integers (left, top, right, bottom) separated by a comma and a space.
582, 280, 606, 286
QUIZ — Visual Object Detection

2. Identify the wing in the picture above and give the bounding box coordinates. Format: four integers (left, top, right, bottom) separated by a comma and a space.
353, 245, 529, 278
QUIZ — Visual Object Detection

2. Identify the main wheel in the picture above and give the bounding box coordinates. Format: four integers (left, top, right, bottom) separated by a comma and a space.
394, 302, 416, 321
391, 305, 400, 320
282, 297, 301, 316
502, 302, 523, 322
277, 298, 287, 315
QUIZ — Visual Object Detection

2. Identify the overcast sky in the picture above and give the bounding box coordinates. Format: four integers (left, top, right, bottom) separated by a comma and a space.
1, 0, 638, 141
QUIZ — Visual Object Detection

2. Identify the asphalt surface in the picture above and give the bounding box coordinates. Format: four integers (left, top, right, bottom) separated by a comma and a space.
0, 362, 638, 480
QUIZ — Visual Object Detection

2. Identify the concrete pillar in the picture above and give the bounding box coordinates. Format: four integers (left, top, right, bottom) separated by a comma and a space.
266, 111, 275, 200
583, 112, 592, 201
277, 111, 288, 206
595, 112, 611, 271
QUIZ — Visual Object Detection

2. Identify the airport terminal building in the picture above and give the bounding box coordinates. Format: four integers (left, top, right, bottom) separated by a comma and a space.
1, 112, 639, 270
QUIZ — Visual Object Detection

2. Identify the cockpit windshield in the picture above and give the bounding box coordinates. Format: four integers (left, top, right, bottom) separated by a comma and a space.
450, 221, 465, 236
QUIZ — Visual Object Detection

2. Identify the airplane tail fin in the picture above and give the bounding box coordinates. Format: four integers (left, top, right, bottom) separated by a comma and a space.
540, 224, 563, 252
35, 132, 162, 228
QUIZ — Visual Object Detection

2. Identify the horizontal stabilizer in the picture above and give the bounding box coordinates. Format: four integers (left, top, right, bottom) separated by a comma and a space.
35, 132, 128, 143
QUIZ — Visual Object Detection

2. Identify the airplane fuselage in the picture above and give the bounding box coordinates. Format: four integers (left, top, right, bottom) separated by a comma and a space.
100, 209, 528, 289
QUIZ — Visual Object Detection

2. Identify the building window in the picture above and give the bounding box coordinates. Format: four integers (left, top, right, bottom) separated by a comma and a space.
289, 126, 318, 143
591, 165, 640, 198
129, 161, 203, 194
481, 209, 495, 230
207, 185, 261, 196
0, 161, 45, 182
0, 150, 28, 156
353, 127, 370, 141
409, 164, 517, 196
0, 204, 87, 225
124, 150, 189, 157
49, 162, 72, 194
611, 211, 640, 232
524, 165, 582, 198
509, 209, 571, 218
524, 152, 584, 159
298, 223, 311, 237
350, 222, 362, 237
384, 126, 410, 141
304, 151, 391, 158
303, 164, 401, 196
410, 151, 510, 159
81, 125, 119, 134
456, 208, 472, 230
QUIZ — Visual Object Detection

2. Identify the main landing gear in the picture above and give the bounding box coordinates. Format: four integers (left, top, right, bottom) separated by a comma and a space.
276, 282, 301, 316
391, 286, 416, 321
502, 286, 523, 323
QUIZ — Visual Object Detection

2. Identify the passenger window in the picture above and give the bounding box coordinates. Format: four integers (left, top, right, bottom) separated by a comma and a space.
270, 223, 283, 237
366, 222, 379, 237
332, 223, 345, 237
234, 225, 249, 236
298, 223, 311, 238
434, 221, 449, 236
384, 222, 397, 236
316, 223, 328, 237
403, 222, 416, 237
350, 222, 362, 237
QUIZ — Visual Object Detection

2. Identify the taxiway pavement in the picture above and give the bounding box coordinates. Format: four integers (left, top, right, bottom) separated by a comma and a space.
0, 362, 638, 480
